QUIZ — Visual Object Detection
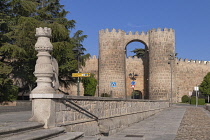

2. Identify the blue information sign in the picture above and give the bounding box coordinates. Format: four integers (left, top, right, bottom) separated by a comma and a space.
131, 81, 136, 85
110, 82, 116, 87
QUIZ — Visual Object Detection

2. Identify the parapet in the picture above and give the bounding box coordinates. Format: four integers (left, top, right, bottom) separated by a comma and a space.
99, 28, 126, 35
149, 27, 174, 33
99, 28, 148, 37
176, 57, 210, 65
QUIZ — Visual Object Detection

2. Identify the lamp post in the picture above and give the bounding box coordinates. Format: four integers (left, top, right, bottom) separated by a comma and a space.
129, 72, 138, 99
73, 42, 84, 96
168, 53, 174, 105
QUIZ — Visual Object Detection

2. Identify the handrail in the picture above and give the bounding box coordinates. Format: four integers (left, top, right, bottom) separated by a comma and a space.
61, 97, 98, 121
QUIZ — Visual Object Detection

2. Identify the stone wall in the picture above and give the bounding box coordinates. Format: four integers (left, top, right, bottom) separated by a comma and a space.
176, 59, 210, 102
148, 28, 175, 100
55, 96, 169, 136
126, 56, 144, 98
66, 28, 210, 102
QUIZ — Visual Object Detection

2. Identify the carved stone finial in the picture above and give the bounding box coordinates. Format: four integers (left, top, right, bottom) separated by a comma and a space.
35, 27, 52, 37
35, 27, 53, 52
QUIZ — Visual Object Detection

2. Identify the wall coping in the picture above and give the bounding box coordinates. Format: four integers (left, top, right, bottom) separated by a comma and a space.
62, 95, 169, 102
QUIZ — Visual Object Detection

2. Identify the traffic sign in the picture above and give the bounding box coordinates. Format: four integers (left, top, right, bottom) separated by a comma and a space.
110, 82, 116, 87
131, 81, 136, 85
131, 85, 135, 88
72, 73, 90, 77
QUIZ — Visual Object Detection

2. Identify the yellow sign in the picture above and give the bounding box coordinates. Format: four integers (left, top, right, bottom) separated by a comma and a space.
72, 73, 90, 77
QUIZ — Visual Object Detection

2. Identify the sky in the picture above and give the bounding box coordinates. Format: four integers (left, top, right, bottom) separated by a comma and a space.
60, 0, 210, 61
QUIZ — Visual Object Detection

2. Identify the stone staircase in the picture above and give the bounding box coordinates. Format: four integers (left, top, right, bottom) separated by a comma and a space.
0, 121, 85, 140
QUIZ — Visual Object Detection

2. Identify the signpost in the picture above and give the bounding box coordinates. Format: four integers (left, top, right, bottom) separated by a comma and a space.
194, 86, 199, 107
72, 73, 90, 96
72, 73, 90, 77
131, 81, 136, 99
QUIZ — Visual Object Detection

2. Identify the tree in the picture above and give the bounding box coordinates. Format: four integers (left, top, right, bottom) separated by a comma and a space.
0, 62, 18, 102
199, 72, 210, 103
131, 48, 145, 58
0, 0, 89, 97
81, 74, 97, 96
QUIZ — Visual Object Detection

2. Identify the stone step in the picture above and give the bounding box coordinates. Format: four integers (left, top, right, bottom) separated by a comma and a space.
100, 137, 144, 140
1, 127, 65, 140
49, 132, 84, 140
0, 122, 44, 137
78, 136, 100, 140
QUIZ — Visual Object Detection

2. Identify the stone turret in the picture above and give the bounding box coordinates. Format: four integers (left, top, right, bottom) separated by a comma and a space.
148, 28, 175, 101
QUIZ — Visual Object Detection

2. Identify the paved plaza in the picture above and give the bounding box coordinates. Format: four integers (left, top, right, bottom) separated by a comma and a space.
0, 104, 210, 140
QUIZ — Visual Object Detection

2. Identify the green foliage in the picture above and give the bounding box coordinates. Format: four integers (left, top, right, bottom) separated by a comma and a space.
0, 62, 18, 102
131, 48, 145, 58
190, 96, 205, 105
131, 90, 142, 99
181, 95, 190, 103
0, 0, 89, 94
101, 93, 111, 97
81, 74, 97, 96
199, 72, 210, 96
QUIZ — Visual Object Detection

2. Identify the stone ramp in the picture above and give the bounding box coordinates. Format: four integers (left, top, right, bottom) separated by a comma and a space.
100, 106, 186, 140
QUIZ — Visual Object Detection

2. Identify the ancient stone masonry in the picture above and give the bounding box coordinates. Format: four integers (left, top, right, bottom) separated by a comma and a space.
55, 96, 169, 135
176, 59, 210, 102
148, 28, 175, 101
81, 27, 210, 102
99, 29, 149, 98
98, 28, 175, 100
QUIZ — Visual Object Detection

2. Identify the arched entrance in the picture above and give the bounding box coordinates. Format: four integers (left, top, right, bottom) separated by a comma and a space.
125, 40, 149, 99
98, 28, 175, 100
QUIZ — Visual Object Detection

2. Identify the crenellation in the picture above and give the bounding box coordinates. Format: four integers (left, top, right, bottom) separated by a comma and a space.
140, 31, 146, 36
105, 28, 109, 33
135, 31, 139, 35
184, 58, 188, 62
111, 28, 116, 32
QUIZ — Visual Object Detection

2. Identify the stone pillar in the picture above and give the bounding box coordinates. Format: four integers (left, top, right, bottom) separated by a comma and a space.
30, 27, 63, 128
98, 29, 126, 98
148, 28, 176, 101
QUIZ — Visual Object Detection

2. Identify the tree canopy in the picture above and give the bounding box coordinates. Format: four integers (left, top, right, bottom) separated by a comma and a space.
199, 72, 210, 96
0, 0, 89, 100
131, 48, 145, 58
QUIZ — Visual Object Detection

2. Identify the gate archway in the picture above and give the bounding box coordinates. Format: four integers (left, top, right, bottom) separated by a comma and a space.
125, 40, 149, 99
98, 28, 175, 100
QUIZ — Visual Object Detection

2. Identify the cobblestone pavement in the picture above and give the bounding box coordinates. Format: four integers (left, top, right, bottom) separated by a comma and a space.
175, 106, 210, 140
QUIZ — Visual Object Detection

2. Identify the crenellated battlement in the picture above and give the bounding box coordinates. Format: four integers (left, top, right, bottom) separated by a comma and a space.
88, 55, 98, 60
176, 58, 210, 65
99, 28, 149, 37
99, 28, 126, 35
149, 27, 174, 33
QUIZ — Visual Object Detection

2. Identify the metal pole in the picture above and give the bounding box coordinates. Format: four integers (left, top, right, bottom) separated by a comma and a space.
170, 60, 172, 105
196, 89, 198, 107
77, 45, 80, 96
132, 85, 134, 99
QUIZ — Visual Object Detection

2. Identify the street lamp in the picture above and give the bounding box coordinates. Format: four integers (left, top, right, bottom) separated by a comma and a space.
72, 44, 84, 96
129, 72, 138, 99
168, 53, 174, 105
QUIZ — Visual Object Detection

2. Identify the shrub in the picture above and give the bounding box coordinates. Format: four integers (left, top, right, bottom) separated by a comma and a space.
101, 93, 111, 97
190, 96, 205, 105
182, 95, 189, 103
131, 90, 142, 99
81, 74, 97, 96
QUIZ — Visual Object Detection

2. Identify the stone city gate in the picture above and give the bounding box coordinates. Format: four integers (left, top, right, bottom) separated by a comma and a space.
98, 28, 176, 100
